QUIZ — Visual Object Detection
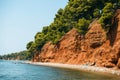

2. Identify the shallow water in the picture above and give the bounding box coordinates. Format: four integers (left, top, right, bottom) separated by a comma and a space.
0, 60, 120, 80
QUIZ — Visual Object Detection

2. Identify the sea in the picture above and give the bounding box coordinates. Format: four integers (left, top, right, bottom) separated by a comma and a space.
0, 60, 120, 80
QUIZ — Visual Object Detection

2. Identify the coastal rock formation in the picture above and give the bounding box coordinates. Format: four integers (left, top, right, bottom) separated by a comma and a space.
33, 9, 120, 69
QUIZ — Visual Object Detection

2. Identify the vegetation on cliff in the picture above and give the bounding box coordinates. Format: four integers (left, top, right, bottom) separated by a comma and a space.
26, 0, 120, 58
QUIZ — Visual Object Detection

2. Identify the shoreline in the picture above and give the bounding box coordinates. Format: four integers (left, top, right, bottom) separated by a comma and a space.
25, 61, 120, 76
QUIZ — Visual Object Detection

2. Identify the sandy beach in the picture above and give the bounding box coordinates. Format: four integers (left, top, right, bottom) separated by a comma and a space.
25, 61, 120, 76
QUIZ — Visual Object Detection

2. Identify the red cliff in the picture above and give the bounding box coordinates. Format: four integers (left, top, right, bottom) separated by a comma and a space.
33, 9, 120, 69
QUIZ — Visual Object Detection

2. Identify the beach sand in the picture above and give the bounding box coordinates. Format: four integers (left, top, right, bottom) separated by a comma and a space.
25, 61, 120, 76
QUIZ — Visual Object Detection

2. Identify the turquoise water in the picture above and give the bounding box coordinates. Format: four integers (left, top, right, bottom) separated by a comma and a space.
0, 60, 120, 80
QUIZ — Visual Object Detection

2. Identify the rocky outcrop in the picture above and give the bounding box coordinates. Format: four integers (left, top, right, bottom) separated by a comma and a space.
86, 22, 106, 48
33, 42, 55, 62
33, 9, 120, 69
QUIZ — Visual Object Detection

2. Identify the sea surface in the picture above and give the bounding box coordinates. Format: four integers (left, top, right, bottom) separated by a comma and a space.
0, 60, 120, 80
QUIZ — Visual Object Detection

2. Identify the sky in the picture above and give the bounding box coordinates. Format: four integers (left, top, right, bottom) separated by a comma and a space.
0, 0, 68, 55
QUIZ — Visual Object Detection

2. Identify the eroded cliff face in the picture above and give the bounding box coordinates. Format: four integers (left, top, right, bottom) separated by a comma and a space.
33, 10, 120, 68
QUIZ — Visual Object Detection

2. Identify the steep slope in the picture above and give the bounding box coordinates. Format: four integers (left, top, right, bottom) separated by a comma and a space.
33, 9, 120, 69
27, 0, 120, 54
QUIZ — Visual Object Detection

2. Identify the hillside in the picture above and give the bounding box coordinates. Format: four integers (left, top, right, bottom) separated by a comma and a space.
0, 51, 31, 60
27, 0, 120, 52
32, 9, 120, 68
26, 0, 120, 68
